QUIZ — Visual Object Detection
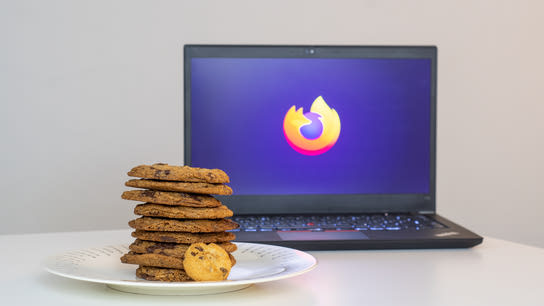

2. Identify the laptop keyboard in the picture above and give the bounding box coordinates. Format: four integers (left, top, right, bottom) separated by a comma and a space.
231, 213, 446, 232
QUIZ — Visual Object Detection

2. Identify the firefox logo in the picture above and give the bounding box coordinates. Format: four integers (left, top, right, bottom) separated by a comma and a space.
283, 96, 341, 156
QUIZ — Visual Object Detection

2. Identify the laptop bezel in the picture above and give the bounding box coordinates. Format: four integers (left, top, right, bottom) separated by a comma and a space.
184, 44, 437, 215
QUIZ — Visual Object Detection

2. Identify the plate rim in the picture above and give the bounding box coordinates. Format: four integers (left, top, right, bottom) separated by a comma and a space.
44, 242, 317, 288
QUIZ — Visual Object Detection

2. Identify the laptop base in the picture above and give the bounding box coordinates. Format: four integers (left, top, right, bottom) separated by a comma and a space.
233, 214, 483, 251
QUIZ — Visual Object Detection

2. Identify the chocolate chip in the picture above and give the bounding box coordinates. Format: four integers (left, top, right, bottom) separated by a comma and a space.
146, 246, 159, 253
195, 246, 204, 251
191, 252, 197, 256
182, 193, 202, 201
198, 256, 204, 260
160, 236, 176, 242
220, 267, 228, 274
141, 190, 156, 197
162, 242, 176, 249
144, 241, 177, 253
164, 170, 171, 175
140, 272, 151, 279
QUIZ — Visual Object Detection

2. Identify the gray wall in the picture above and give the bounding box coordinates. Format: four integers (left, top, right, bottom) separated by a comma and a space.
1, 0, 543, 247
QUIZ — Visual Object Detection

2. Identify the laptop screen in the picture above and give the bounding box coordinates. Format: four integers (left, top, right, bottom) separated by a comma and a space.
185, 46, 436, 214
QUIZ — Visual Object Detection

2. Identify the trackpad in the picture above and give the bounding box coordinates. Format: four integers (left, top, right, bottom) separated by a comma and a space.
277, 231, 369, 241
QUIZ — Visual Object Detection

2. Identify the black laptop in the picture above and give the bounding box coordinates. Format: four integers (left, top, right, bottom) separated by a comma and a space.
183, 45, 483, 250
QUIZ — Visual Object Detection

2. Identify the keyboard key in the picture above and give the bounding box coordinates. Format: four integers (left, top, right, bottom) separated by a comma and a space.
386, 227, 401, 231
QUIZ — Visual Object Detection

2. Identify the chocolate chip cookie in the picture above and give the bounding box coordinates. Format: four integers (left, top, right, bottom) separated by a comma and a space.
128, 217, 239, 232
121, 251, 185, 269
136, 266, 192, 282
125, 179, 233, 195
183, 243, 233, 281
128, 163, 230, 183
134, 204, 233, 219
121, 190, 221, 207
132, 230, 236, 244
129, 239, 237, 257
121, 249, 236, 271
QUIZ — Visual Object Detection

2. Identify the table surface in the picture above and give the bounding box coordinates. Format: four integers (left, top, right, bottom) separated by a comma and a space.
1, 229, 543, 306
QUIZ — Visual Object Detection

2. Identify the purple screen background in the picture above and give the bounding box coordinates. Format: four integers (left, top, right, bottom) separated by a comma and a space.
190, 58, 431, 195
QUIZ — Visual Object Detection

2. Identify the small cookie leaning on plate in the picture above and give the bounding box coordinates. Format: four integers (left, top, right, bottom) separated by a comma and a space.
128, 163, 230, 183
183, 243, 233, 281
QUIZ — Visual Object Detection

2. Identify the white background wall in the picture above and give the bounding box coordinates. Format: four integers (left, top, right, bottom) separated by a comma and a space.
1, 0, 543, 247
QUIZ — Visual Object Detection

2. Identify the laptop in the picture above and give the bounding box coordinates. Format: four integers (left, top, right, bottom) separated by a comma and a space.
183, 45, 483, 250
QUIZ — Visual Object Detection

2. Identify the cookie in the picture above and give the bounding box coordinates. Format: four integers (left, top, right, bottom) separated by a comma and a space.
128, 217, 239, 233
129, 239, 237, 257
132, 230, 236, 244
128, 164, 230, 184
136, 266, 192, 282
183, 243, 233, 281
121, 249, 236, 270
121, 190, 221, 207
134, 203, 233, 219
121, 251, 185, 269
125, 179, 233, 195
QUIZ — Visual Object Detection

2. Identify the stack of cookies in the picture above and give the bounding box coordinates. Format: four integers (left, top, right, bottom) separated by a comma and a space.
120, 163, 239, 282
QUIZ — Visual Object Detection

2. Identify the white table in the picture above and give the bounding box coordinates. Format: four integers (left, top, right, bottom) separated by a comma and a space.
1, 230, 542, 306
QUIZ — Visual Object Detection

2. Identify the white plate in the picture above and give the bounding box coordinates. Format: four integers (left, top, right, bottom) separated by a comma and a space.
44, 242, 317, 295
